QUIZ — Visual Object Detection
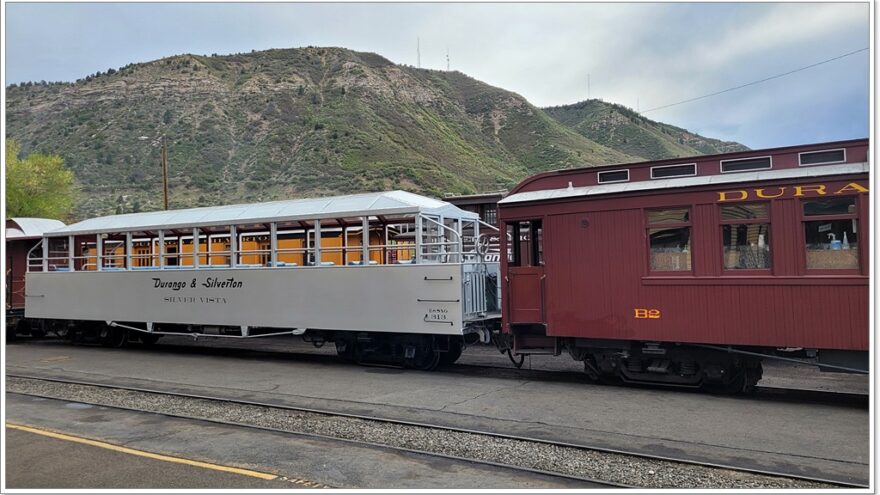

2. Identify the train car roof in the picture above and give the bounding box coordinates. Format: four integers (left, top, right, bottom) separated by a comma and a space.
48, 190, 480, 236
499, 162, 868, 205
6, 218, 66, 240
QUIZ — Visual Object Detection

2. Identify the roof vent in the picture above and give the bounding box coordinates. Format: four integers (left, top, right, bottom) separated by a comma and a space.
651, 163, 697, 179
720, 156, 772, 173
799, 148, 846, 167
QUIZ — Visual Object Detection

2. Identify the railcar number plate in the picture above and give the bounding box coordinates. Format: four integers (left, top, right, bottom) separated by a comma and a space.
634, 308, 661, 319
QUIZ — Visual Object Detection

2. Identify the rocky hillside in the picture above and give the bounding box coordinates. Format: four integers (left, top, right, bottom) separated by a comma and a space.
544, 100, 748, 160
6, 47, 744, 219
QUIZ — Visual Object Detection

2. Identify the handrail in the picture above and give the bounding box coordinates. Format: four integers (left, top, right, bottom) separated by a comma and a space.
30, 217, 504, 272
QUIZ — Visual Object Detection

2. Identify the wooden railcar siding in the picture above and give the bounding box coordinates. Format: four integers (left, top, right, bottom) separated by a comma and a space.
510, 139, 868, 194
540, 208, 867, 350
501, 139, 868, 353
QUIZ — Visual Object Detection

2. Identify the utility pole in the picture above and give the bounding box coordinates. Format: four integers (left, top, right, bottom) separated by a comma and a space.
446, 47, 450, 71
417, 37, 421, 68
587, 74, 590, 100
161, 135, 169, 210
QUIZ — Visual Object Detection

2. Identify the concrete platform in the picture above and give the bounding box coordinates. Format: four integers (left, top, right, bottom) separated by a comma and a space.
5, 339, 870, 485
5, 393, 591, 489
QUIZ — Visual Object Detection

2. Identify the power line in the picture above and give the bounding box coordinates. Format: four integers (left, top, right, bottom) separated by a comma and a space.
641, 47, 869, 114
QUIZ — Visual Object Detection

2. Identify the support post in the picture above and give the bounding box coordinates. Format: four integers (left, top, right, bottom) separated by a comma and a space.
192, 227, 200, 269
314, 220, 322, 265
342, 224, 348, 264
229, 225, 237, 268
269, 222, 278, 267
415, 215, 423, 264
68, 235, 75, 271
96, 235, 103, 272
361, 217, 370, 264
158, 230, 165, 269
42, 237, 49, 272
474, 221, 480, 261
125, 232, 133, 270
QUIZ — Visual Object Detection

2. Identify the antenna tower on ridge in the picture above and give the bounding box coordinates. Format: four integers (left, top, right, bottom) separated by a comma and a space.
417, 37, 421, 68
446, 47, 450, 71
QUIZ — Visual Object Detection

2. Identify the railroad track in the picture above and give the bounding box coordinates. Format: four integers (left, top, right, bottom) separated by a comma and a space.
66, 338, 872, 405
18, 338, 868, 405
5, 373, 864, 489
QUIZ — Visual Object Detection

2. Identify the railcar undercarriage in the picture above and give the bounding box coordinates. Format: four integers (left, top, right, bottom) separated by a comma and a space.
569, 341, 764, 394
25, 318, 494, 371
498, 330, 864, 394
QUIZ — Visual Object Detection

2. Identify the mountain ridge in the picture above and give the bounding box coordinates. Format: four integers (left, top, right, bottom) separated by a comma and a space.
6, 46, 746, 220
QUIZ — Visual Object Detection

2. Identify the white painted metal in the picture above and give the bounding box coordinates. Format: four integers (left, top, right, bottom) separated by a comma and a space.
230, 225, 237, 268
41, 237, 49, 272
192, 228, 200, 269
314, 219, 322, 265
68, 235, 75, 272
361, 217, 369, 264
125, 233, 133, 270
499, 162, 870, 205
96, 235, 103, 272
6, 218, 66, 240
158, 230, 165, 269
269, 222, 278, 268
415, 215, 422, 264
26, 265, 468, 336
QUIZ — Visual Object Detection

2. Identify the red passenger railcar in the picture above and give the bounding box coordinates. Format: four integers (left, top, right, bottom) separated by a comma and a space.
498, 139, 869, 391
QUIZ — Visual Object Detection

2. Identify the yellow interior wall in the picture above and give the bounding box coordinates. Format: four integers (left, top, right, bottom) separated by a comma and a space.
76, 226, 407, 270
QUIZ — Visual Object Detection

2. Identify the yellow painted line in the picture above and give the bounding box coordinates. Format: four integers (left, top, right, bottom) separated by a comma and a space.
6, 422, 278, 480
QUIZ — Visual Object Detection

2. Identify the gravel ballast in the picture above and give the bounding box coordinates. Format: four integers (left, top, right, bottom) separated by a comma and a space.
6, 377, 836, 489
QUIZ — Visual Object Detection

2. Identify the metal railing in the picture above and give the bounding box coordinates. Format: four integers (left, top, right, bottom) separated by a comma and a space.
30, 214, 500, 272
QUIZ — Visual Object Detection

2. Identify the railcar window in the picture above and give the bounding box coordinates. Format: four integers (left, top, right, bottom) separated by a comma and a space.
803, 197, 858, 270
647, 208, 691, 272
506, 220, 543, 267
647, 208, 689, 224
720, 204, 770, 270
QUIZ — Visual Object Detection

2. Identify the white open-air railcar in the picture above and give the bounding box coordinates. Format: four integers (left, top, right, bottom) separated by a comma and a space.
25, 191, 501, 368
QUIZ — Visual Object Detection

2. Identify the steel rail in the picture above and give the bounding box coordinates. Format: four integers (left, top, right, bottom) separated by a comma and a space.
126, 339, 870, 403
5, 378, 625, 489
6, 373, 865, 488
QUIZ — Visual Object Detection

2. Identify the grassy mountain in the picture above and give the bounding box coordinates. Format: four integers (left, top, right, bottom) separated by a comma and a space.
544, 100, 748, 160
6, 47, 742, 220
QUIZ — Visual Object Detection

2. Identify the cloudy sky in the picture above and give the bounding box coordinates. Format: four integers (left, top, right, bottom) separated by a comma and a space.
4, 2, 870, 149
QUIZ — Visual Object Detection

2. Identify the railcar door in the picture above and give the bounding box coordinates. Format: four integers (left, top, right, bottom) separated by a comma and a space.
506, 220, 545, 324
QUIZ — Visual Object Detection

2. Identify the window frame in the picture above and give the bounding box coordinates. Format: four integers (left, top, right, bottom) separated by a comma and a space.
798, 148, 846, 167
719, 156, 773, 174
504, 219, 543, 268
645, 206, 693, 275
801, 195, 861, 274
597, 169, 630, 184
719, 202, 772, 274
650, 163, 697, 180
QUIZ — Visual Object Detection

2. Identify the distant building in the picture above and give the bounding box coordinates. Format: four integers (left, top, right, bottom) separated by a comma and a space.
444, 192, 505, 226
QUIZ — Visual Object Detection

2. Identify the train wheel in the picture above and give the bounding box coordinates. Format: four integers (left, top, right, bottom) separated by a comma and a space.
336, 339, 355, 361
29, 321, 47, 339
414, 349, 441, 371
7, 321, 23, 342
99, 326, 128, 348
404, 335, 440, 371
706, 361, 762, 394
439, 341, 463, 365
